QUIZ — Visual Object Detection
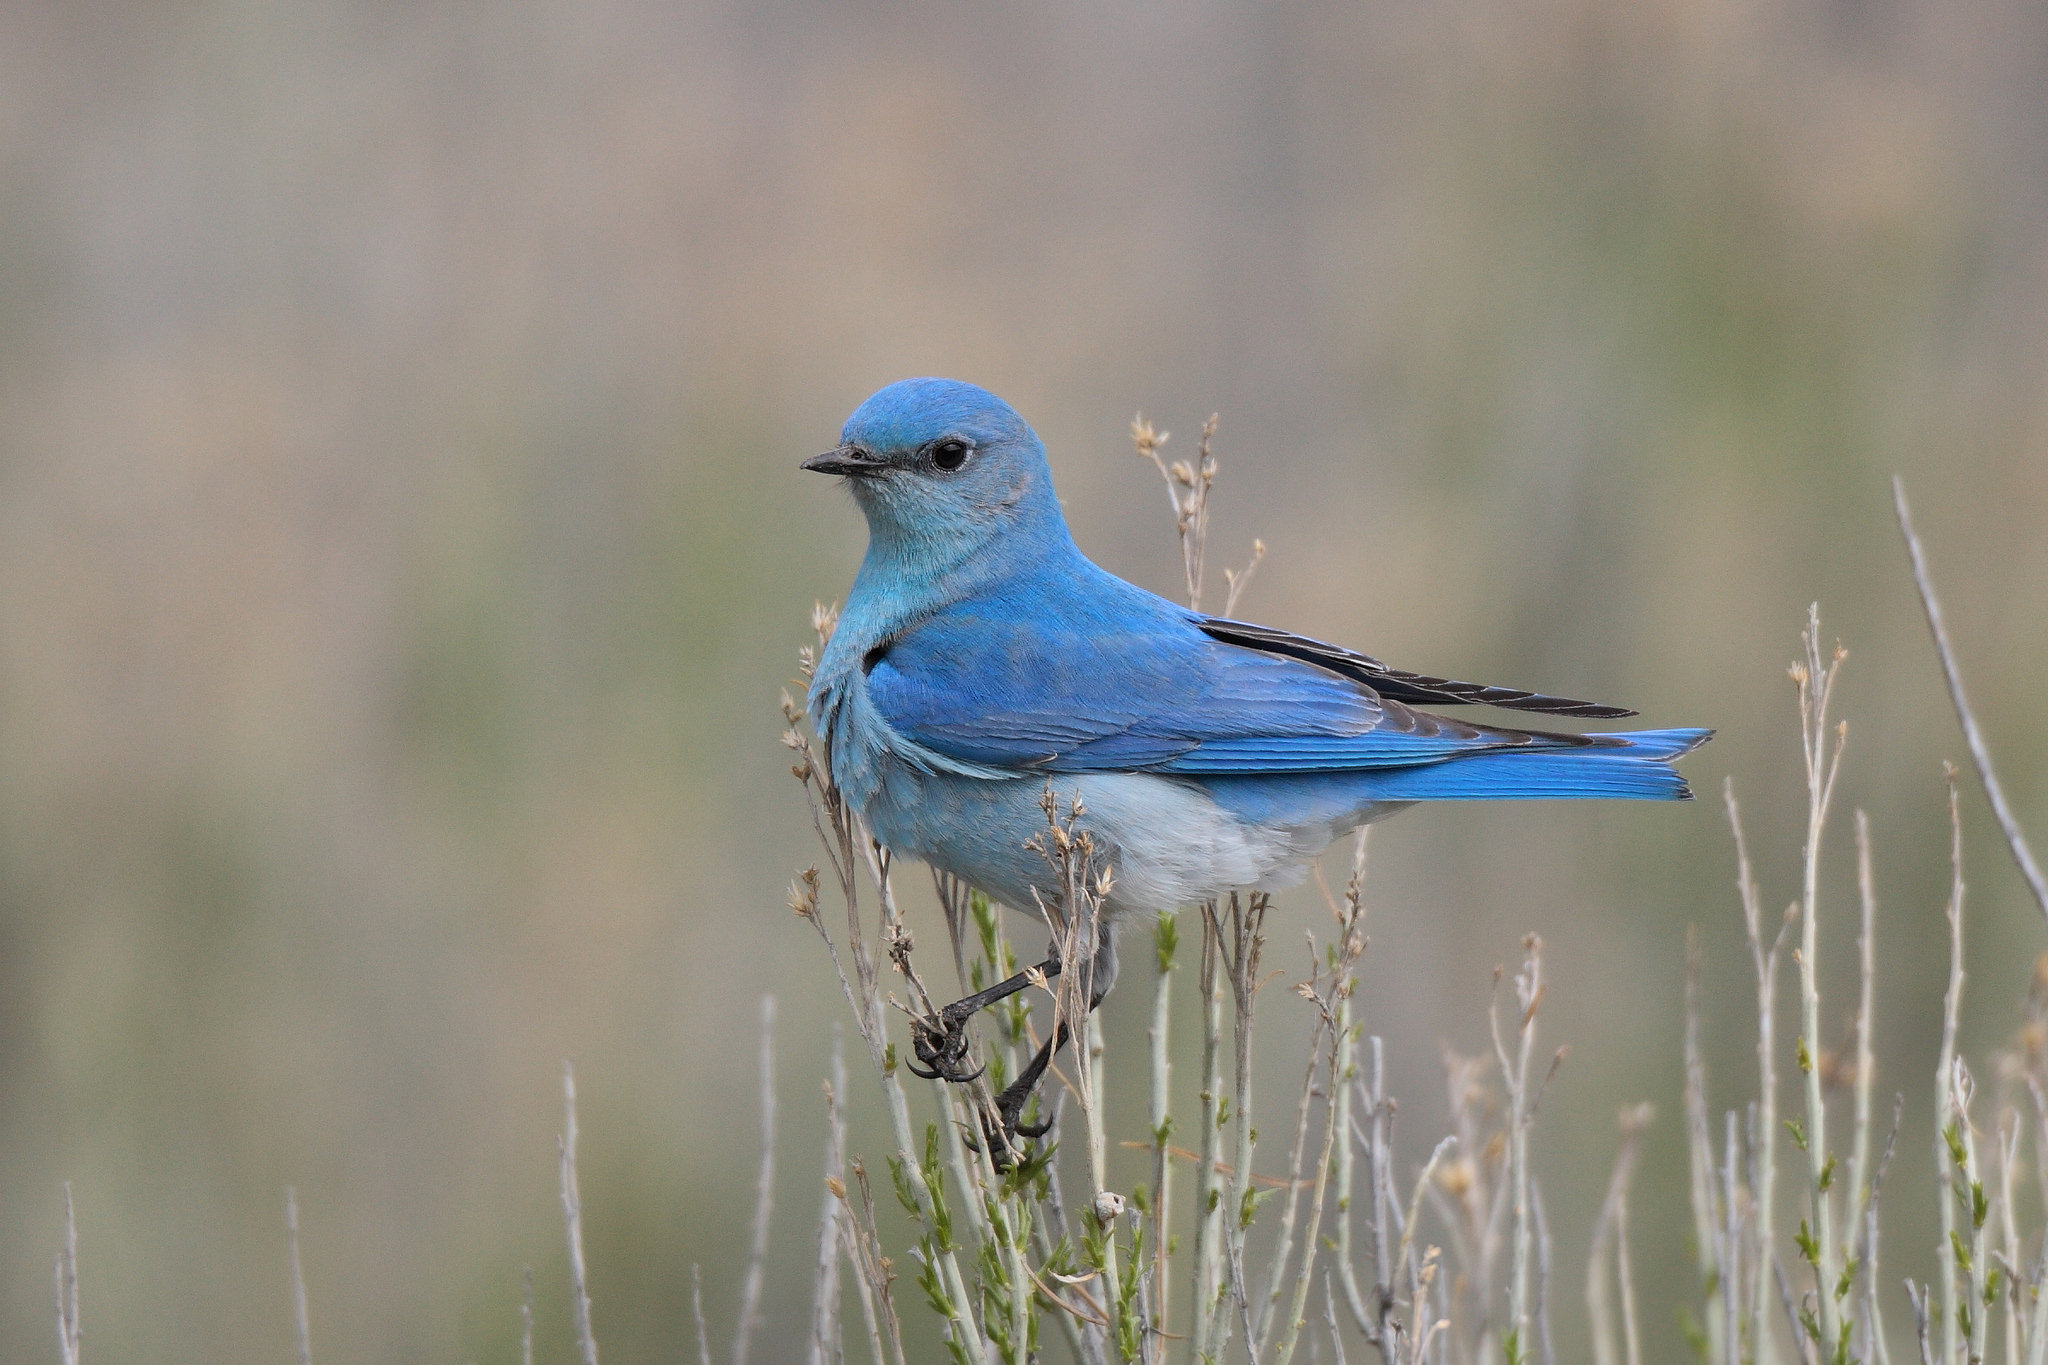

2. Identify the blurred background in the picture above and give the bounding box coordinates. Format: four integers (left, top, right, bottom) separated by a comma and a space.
2, 0, 2045, 1359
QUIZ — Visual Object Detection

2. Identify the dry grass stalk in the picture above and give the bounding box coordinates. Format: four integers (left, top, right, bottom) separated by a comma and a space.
1791, 605, 1849, 1357
1726, 775, 1794, 1365
559, 1062, 600, 1365
1149, 909, 1178, 1346
1949, 1057, 1991, 1365
1992, 1110, 2019, 1365
1850, 812, 1891, 1365
1682, 927, 1730, 1365
1490, 936, 1556, 1365
835, 1160, 908, 1365
1264, 874, 1370, 1365
1587, 1105, 1653, 1365
1725, 1111, 1748, 1365
286, 1187, 313, 1365
55, 1183, 80, 1365
1893, 477, 2048, 924
810, 1035, 848, 1365
1196, 891, 1272, 1361
1133, 411, 1263, 619
1533, 1184, 1558, 1365
1191, 905, 1230, 1360
692, 1265, 713, 1365
734, 995, 778, 1365
1863, 1101, 1901, 1365
1934, 769, 1967, 1365
1131, 414, 1213, 610
524, 1266, 537, 1365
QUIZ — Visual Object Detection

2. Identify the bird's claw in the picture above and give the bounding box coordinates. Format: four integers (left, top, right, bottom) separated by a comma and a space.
974, 1085, 1054, 1173
908, 1007, 982, 1084
1012, 1114, 1053, 1139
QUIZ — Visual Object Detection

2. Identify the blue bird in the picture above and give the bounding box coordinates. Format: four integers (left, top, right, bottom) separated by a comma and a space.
804, 378, 1708, 1155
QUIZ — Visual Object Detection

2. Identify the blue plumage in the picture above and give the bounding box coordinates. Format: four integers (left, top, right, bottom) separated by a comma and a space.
804, 378, 1710, 926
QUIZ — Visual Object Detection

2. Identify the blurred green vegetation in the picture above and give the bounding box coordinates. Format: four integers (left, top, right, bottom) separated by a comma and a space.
0, 0, 2043, 1360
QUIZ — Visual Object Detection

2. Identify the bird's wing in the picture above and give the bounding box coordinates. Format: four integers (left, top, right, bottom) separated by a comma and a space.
864, 593, 1619, 775
1196, 616, 1638, 718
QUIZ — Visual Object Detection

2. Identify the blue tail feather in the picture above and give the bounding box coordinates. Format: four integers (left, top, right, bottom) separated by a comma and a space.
1359, 727, 1712, 802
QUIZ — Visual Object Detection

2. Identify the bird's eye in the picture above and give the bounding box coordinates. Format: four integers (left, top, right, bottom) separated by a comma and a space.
931, 439, 971, 472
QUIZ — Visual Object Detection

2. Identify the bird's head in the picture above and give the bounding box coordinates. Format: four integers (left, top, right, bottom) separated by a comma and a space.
804, 379, 1068, 569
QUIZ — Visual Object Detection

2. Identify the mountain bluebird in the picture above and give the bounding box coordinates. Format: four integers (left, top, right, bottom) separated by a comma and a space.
805, 377, 1708, 1156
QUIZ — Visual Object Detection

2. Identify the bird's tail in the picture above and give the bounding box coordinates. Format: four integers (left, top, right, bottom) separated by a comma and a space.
1359, 727, 1713, 801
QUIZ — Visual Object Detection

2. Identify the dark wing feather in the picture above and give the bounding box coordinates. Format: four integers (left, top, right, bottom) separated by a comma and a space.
1196, 617, 1639, 719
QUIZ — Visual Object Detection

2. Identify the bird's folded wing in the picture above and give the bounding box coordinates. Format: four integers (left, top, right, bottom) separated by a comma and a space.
864, 604, 1617, 775
1196, 617, 1638, 718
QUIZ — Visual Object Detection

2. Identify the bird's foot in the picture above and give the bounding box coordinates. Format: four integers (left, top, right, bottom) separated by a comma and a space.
906, 1004, 983, 1083
975, 1079, 1054, 1174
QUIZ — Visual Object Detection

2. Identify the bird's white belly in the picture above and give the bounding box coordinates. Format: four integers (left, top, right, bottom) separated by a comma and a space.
861, 760, 1337, 919
1067, 772, 1320, 911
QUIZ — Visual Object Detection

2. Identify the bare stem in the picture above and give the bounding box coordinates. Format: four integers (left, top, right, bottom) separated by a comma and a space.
1894, 477, 2048, 924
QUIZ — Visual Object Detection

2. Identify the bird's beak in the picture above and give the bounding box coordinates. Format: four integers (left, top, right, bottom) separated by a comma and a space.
802, 445, 889, 478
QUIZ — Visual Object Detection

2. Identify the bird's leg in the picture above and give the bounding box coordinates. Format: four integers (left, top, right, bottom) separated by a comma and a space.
978, 1019, 1068, 1169
978, 925, 1119, 1171
906, 951, 1064, 1083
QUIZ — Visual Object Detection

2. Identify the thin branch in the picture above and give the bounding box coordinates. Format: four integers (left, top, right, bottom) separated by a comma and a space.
1894, 476, 2048, 924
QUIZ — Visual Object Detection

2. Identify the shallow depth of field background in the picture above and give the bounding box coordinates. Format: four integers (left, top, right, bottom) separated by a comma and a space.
2, 1, 2046, 1360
